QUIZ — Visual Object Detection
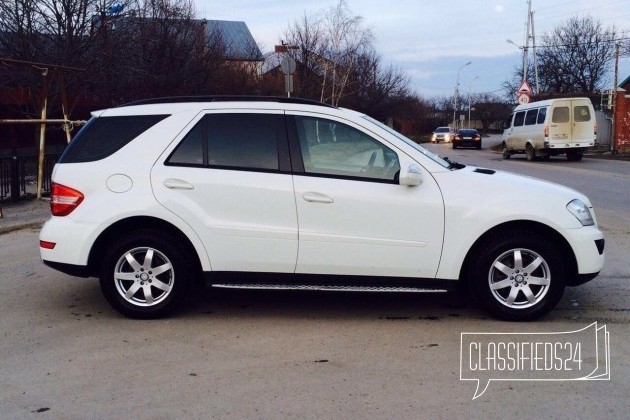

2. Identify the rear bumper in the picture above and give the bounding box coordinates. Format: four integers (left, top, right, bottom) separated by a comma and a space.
568, 272, 600, 286
42, 260, 91, 278
453, 140, 480, 147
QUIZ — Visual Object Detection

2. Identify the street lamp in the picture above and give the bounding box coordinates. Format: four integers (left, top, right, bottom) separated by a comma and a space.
507, 39, 528, 84
468, 75, 479, 128
452, 61, 471, 131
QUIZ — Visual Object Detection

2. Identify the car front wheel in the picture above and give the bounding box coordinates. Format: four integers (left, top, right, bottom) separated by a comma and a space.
468, 231, 566, 321
100, 229, 193, 318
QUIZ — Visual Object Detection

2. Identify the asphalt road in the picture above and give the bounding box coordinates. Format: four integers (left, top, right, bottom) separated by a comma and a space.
1, 140, 628, 418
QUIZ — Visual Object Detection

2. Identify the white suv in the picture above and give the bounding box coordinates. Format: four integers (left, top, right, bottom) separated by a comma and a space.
39, 97, 605, 320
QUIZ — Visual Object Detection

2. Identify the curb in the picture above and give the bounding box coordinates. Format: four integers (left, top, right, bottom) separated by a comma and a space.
0, 221, 45, 236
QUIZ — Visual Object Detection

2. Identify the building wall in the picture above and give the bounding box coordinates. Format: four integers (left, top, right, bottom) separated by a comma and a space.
614, 88, 630, 152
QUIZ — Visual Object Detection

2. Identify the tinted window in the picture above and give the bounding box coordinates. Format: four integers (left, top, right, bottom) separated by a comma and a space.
207, 114, 281, 170
537, 107, 547, 124
458, 129, 478, 136
574, 106, 591, 122
60, 115, 168, 163
435, 127, 450, 133
552, 107, 570, 123
525, 109, 538, 125
168, 122, 204, 165
295, 116, 399, 182
167, 113, 283, 171
513, 111, 526, 126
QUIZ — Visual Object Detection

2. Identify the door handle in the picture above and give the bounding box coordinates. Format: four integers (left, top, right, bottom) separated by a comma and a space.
303, 192, 333, 204
163, 178, 194, 190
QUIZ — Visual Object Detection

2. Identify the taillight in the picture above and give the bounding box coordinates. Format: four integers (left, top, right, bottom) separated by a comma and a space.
594, 122, 597, 135
51, 183, 84, 216
544, 124, 549, 137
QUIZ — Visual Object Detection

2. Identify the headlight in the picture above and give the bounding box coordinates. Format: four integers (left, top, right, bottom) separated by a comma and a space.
567, 199, 594, 226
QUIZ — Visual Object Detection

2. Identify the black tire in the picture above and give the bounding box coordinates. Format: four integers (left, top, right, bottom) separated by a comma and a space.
526, 144, 536, 161
477, 143, 482, 150
502, 142, 511, 159
99, 229, 193, 318
467, 231, 566, 321
452, 143, 457, 149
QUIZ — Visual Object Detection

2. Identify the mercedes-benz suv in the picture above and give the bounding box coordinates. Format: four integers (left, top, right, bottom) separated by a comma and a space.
40, 96, 605, 320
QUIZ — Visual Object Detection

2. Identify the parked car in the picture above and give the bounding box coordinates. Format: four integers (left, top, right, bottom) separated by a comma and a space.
431, 126, 454, 143
501, 97, 596, 161
453, 129, 482, 149
40, 96, 605, 321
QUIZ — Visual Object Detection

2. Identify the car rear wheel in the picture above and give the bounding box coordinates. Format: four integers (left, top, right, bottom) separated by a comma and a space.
502, 142, 511, 159
526, 144, 536, 161
100, 229, 193, 318
468, 231, 566, 321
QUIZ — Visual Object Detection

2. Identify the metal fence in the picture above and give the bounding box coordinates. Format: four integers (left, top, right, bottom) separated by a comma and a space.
0, 153, 60, 202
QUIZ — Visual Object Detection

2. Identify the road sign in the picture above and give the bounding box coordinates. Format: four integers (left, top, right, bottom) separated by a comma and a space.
280, 57, 296, 75
517, 80, 532, 94
518, 92, 530, 105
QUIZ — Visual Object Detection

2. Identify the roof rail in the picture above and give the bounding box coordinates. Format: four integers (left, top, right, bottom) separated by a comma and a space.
117, 95, 335, 108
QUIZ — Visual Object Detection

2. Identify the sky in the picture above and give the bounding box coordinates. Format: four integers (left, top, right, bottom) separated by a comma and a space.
195, 0, 630, 100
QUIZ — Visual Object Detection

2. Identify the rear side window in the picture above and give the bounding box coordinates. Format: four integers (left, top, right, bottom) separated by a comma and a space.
59, 115, 168, 163
552, 107, 570, 123
574, 106, 591, 122
513, 111, 526, 127
537, 107, 547, 124
167, 113, 285, 172
525, 109, 538, 126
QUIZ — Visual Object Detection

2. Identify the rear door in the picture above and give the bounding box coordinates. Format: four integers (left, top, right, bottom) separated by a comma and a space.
570, 99, 595, 145
151, 110, 298, 273
548, 100, 572, 145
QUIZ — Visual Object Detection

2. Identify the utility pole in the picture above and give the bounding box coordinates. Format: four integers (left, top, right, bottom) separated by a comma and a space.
522, 0, 532, 83
531, 8, 539, 94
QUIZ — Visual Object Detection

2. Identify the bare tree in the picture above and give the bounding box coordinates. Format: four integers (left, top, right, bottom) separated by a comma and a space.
505, 15, 620, 96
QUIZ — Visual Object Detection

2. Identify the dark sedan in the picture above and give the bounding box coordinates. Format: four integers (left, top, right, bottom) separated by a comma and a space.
452, 129, 481, 149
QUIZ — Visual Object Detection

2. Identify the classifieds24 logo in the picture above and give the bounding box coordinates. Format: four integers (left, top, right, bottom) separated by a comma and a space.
460, 322, 610, 399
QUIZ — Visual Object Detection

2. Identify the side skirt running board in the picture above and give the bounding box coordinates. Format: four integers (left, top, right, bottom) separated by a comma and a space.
211, 284, 448, 293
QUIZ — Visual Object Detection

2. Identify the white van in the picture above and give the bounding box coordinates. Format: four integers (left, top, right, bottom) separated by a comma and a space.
501, 98, 596, 161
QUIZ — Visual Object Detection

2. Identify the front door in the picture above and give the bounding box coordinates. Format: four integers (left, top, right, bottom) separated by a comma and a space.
288, 113, 444, 279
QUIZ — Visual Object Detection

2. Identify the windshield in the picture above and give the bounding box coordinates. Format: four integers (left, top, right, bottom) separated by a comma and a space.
361, 116, 451, 169
436, 127, 450, 133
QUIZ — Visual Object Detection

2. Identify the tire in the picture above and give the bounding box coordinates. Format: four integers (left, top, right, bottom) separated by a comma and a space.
477, 143, 482, 150
526, 144, 536, 161
502, 142, 510, 159
467, 231, 566, 321
566, 151, 583, 161
452, 143, 457, 149
99, 229, 194, 318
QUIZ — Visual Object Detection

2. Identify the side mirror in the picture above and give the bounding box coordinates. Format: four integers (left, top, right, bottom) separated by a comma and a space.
400, 164, 423, 186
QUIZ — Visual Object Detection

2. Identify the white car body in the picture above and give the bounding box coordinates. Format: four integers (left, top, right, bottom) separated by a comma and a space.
40, 98, 605, 320
501, 97, 596, 161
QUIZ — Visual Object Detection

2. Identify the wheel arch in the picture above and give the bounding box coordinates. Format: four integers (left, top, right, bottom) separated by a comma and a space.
87, 216, 204, 279
459, 220, 577, 285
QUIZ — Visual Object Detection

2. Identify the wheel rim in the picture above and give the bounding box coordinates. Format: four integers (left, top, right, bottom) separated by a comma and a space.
113, 247, 174, 307
488, 248, 551, 309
